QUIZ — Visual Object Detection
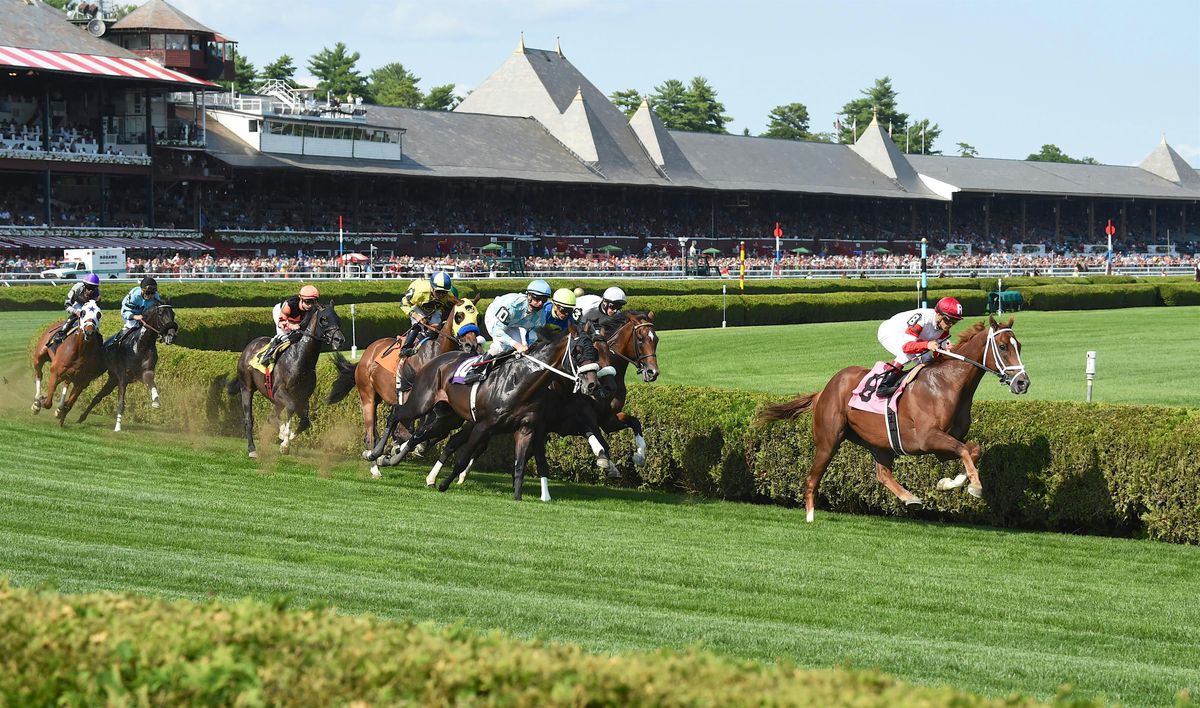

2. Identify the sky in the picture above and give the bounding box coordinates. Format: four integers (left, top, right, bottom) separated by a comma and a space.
165, 0, 1200, 167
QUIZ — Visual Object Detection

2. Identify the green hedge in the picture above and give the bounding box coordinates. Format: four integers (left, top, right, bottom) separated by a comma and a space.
66, 342, 1200, 545
0, 582, 1042, 707
2, 274, 1183, 311
1015, 283, 1162, 310
1159, 283, 1200, 307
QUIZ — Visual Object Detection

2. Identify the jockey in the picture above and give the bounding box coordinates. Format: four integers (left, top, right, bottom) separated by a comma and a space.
258, 284, 320, 365
541, 288, 578, 333
576, 286, 627, 332
398, 271, 455, 356
463, 279, 552, 383
110, 277, 164, 348
51, 273, 101, 346
875, 296, 964, 396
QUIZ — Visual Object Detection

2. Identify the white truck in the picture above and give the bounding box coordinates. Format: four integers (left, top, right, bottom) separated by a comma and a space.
41, 247, 127, 279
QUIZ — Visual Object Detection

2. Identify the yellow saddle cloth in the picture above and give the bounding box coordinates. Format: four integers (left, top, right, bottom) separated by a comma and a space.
248, 338, 292, 375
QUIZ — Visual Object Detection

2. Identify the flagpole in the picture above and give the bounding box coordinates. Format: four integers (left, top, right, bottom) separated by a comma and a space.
339, 214, 345, 279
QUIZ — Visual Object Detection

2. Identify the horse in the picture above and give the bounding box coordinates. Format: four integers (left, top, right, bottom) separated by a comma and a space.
30, 301, 106, 425
757, 316, 1029, 522
76, 303, 179, 432
225, 301, 345, 457
325, 298, 482, 452
424, 310, 660, 488
367, 329, 608, 500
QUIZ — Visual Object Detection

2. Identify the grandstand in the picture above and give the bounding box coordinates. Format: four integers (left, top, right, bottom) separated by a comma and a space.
1, 0, 1198, 268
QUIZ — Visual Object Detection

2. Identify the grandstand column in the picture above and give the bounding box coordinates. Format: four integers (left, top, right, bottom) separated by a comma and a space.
946, 201, 953, 241
1054, 201, 1060, 241
100, 174, 109, 228
40, 82, 51, 152
984, 199, 990, 241
1150, 204, 1157, 242
1120, 203, 1127, 240
42, 170, 51, 227
1088, 201, 1095, 241
303, 176, 313, 230
1020, 199, 1027, 240
145, 87, 155, 229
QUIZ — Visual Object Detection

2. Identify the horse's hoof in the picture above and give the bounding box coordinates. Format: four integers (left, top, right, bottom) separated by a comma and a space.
31, 403, 40, 414
936, 473, 969, 491
967, 484, 984, 498
248, 450, 257, 459
904, 496, 924, 510
151, 400, 161, 409
362, 449, 379, 461
605, 461, 622, 480
370, 464, 382, 479
279, 444, 290, 455
113, 424, 121, 433
632, 452, 646, 467
806, 509, 814, 523
540, 494, 551, 502
412, 442, 427, 458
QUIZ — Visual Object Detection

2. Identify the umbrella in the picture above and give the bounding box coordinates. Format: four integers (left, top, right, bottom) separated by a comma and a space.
480, 243, 503, 252
943, 245, 964, 254
701, 247, 722, 255
872, 247, 890, 254
339, 252, 368, 263
598, 244, 623, 253
790, 246, 812, 254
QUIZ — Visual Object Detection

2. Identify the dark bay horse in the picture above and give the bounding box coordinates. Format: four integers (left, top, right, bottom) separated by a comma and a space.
369, 330, 607, 500
758, 316, 1029, 522
30, 301, 105, 425
226, 302, 344, 457
425, 310, 661, 487
77, 303, 178, 432
326, 298, 481, 451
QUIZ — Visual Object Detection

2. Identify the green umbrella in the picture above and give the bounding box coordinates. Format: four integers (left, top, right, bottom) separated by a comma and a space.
480, 243, 503, 252
872, 247, 890, 254
943, 245, 964, 254
701, 247, 722, 255
790, 246, 812, 254
598, 244, 623, 253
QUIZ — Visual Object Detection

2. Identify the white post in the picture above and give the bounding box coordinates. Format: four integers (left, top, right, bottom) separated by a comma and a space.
722, 283, 727, 328
997, 277, 1003, 314
1085, 350, 1096, 402
350, 303, 358, 359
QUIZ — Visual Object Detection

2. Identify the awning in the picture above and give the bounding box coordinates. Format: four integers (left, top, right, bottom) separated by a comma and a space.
0, 234, 213, 251
0, 45, 218, 87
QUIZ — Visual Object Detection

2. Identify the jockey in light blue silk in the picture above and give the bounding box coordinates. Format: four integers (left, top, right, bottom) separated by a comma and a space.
110, 277, 164, 348
483, 279, 552, 356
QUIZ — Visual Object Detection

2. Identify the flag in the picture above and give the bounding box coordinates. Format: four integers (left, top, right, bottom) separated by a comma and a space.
852, 117, 857, 140
738, 241, 745, 291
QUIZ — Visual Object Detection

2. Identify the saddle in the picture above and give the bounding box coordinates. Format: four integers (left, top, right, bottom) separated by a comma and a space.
848, 362, 926, 456
450, 355, 487, 384
249, 338, 292, 375
376, 334, 434, 376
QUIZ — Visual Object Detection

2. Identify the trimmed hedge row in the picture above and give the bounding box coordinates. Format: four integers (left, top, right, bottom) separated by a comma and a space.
2, 274, 1186, 310
0, 582, 1041, 707
73, 344, 1200, 544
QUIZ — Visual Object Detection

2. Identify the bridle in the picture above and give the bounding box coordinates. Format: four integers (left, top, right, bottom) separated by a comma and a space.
135, 304, 175, 341
515, 332, 600, 394
938, 327, 1027, 385
601, 316, 658, 373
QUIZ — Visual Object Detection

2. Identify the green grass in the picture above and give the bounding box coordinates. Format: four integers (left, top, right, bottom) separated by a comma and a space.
0, 416, 1198, 707
651, 306, 1200, 407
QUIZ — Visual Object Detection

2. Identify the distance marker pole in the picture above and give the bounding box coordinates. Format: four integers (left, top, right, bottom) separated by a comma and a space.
919, 238, 928, 308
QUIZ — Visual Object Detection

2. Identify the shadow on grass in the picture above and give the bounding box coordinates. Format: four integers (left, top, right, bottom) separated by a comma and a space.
438, 469, 712, 506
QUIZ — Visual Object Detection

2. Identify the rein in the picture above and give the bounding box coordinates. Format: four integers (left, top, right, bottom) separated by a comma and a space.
603, 318, 656, 371
516, 333, 598, 393
937, 327, 1026, 385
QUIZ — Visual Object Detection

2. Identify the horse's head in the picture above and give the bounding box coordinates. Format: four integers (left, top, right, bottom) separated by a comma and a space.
605, 310, 660, 382
310, 301, 345, 351
146, 303, 178, 345
453, 298, 482, 354
79, 301, 102, 339
568, 330, 612, 400
986, 316, 1029, 395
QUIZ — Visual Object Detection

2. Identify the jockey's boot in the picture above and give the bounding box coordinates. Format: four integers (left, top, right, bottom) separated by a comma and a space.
875, 363, 906, 398
461, 356, 492, 384
258, 334, 284, 365
399, 328, 419, 357
49, 317, 75, 347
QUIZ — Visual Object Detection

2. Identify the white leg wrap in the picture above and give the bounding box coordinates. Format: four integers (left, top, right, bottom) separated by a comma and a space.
426, 460, 443, 486
114, 414, 122, 433
150, 386, 160, 408
370, 464, 382, 479
457, 459, 474, 484
587, 434, 605, 457
540, 476, 551, 502
633, 435, 647, 466
35, 379, 41, 398
806, 509, 814, 523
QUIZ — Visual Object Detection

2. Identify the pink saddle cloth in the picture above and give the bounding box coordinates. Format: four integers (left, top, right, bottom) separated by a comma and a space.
848, 362, 911, 415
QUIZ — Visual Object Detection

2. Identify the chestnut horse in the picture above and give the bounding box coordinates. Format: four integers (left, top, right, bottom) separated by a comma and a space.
758, 316, 1029, 522
30, 301, 106, 425
225, 301, 345, 457
325, 298, 481, 451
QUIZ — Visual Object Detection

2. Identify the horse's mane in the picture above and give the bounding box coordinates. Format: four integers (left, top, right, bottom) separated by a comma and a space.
600, 309, 649, 332
954, 320, 989, 345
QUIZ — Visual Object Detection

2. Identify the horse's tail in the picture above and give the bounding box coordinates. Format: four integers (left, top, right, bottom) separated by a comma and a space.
225, 375, 242, 396
757, 392, 820, 423
326, 352, 358, 404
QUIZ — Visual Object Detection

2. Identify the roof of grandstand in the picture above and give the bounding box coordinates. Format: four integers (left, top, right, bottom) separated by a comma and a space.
110, 0, 217, 34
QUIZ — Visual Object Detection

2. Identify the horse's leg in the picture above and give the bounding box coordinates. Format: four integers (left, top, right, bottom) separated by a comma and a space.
924, 432, 984, 498
32, 350, 46, 408
239, 379, 257, 458
427, 421, 473, 486
293, 400, 311, 438
613, 412, 648, 467
533, 423, 552, 502
359, 386, 377, 451
438, 423, 489, 493
870, 447, 923, 509
804, 414, 846, 523
142, 368, 160, 409
57, 380, 88, 427
277, 404, 292, 454
77, 374, 117, 423
35, 361, 61, 413
511, 424, 536, 501
113, 369, 129, 432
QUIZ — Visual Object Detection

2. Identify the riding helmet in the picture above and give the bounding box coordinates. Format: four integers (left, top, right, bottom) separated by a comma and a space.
935, 296, 963, 320
139, 276, 157, 294
299, 284, 320, 300
83, 273, 101, 287
551, 288, 577, 309
602, 286, 627, 307
526, 279, 553, 297
430, 271, 453, 292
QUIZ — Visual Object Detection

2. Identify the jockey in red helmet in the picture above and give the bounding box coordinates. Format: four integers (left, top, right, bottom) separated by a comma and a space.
874, 296, 964, 396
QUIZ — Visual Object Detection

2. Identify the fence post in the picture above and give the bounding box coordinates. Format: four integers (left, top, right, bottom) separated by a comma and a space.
350, 303, 358, 360
1085, 351, 1096, 402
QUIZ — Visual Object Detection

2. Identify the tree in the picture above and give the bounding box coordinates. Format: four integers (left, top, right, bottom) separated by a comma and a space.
761, 102, 811, 140
648, 79, 688, 129
1026, 144, 1099, 164
681, 77, 731, 134
421, 84, 460, 111
956, 142, 979, 157
906, 118, 942, 155
837, 76, 908, 144
308, 42, 370, 102
609, 89, 643, 117
259, 54, 298, 88
369, 62, 422, 107
218, 52, 257, 94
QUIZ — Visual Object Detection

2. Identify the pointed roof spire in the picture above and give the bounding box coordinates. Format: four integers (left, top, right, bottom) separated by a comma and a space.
850, 115, 930, 194
556, 36, 563, 56
573, 86, 584, 102
1138, 136, 1200, 188
872, 105, 878, 121
516, 32, 525, 54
